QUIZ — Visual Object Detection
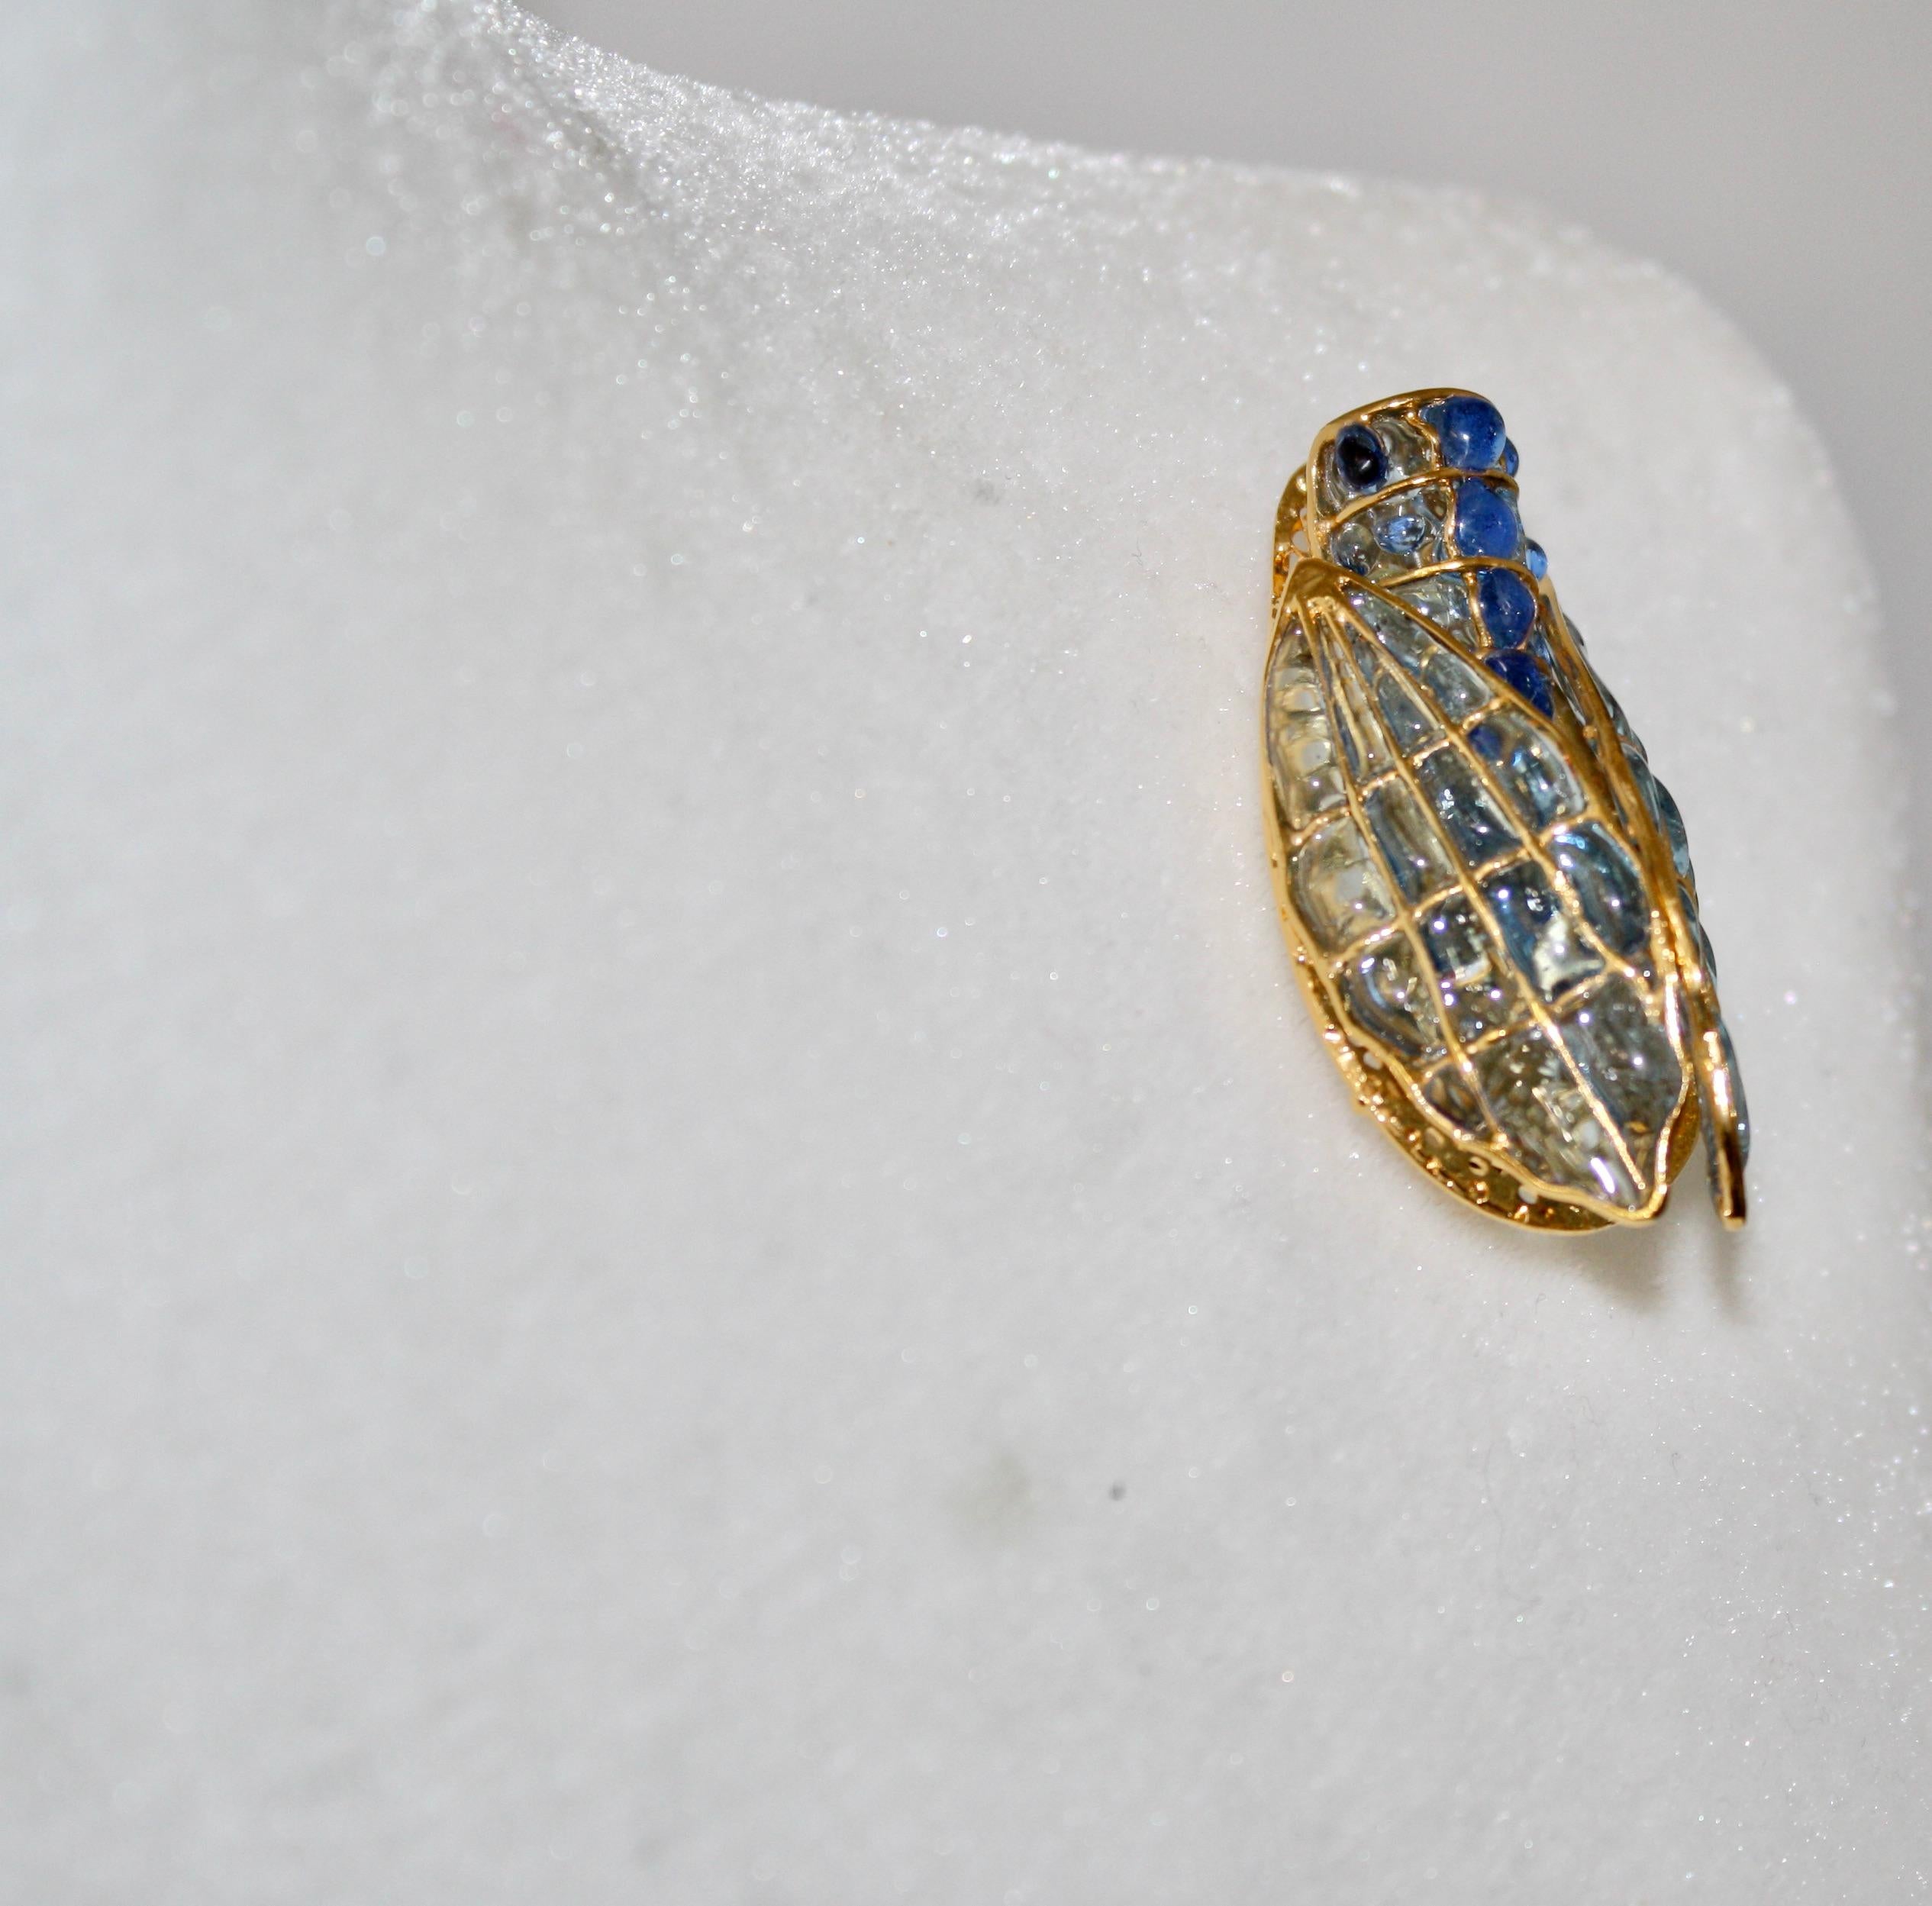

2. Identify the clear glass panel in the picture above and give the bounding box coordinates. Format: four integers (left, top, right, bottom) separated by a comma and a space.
1292, 815, 1398, 952
1266, 626, 1347, 831
1364, 779, 1455, 903
1340, 936, 1446, 1063
1474, 1028, 1641, 1208
1559, 977, 1682, 1152
1627, 753, 1695, 883
1421, 1063, 1491, 1138
1550, 824, 1650, 960
1328, 514, 1380, 579
1275, 750, 1344, 834
1469, 708, 1584, 829
1480, 860, 1604, 1000
1356, 643, 1440, 756
1550, 653, 1595, 739
1268, 621, 1321, 714
1415, 747, 1520, 866
1682, 885, 1718, 985
1318, 639, 1392, 777
1349, 585, 1491, 719
1597, 668, 1640, 750
1376, 410, 1434, 480
1350, 589, 1429, 669
1653, 775, 1694, 883
1390, 572, 1474, 641
1421, 648, 1492, 720
1421, 895, 1521, 1043
1316, 443, 1351, 516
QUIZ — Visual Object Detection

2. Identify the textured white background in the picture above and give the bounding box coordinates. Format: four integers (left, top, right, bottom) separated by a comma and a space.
2, 2, 1928, 1901
541, 0, 1932, 1023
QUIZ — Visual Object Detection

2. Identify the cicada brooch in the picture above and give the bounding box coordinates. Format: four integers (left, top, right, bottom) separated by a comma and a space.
1263, 390, 1749, 1230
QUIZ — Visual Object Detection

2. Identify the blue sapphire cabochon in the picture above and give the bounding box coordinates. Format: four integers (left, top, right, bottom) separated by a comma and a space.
1477, 568, 1537, 647
1454, 479, 1522, 560
1432, 395, 1507, 471
1485, 648, 1552, 714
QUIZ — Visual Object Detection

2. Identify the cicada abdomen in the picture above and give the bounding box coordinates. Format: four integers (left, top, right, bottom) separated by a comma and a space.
1262, 389, 1748, 1230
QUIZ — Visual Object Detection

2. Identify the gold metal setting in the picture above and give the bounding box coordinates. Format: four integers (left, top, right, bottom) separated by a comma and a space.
1263, 389, 1748, 1232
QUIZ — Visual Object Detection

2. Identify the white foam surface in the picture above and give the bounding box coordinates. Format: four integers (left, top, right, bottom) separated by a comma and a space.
2, 2, 1928, 1898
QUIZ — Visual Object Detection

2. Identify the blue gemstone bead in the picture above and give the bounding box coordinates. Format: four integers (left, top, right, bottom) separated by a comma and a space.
1476, 568, 1537, 647
1501, 439, 1520, 476
1524, 540, 1548, 579
1374, 510, 1430, 556
1454, 479, 1521, 559
1435, 395, 1508, 470
1486, 650, 1552, 715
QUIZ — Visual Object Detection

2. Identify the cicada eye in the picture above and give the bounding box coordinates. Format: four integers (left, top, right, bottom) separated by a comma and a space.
1333, 424, 1388, 494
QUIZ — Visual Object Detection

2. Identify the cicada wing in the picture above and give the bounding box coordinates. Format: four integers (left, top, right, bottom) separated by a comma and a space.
1535, 598, 1750, 1226
1264, 562, 1695, 1227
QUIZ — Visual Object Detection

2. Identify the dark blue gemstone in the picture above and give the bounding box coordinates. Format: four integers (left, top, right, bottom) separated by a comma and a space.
1334, 424, 1387, 494
1501, 438, 1520, 476
1435, 395, 1507, 470
1476, 569, 1537, 647
1485, 650, 1552, 714
1524, 540, 1548, 579
1455, 479, 1521, 559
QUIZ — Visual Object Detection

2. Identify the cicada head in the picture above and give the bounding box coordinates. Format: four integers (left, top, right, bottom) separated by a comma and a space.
1281, 390, 1563, 718
1308, 391, 1537, 569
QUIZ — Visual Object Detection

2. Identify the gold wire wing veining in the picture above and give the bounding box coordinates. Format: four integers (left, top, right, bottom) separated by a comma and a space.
1263, 390, 1748, 1231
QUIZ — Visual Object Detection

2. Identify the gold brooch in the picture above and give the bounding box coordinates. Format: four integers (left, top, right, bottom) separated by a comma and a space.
1263, 390, 1748, 1230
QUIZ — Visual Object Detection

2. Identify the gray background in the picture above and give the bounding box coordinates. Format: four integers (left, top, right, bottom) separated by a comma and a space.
538, 0, 1932, 953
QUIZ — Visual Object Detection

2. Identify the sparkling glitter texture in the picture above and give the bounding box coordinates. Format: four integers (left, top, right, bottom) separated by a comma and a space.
0, 2, 1926, 1901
